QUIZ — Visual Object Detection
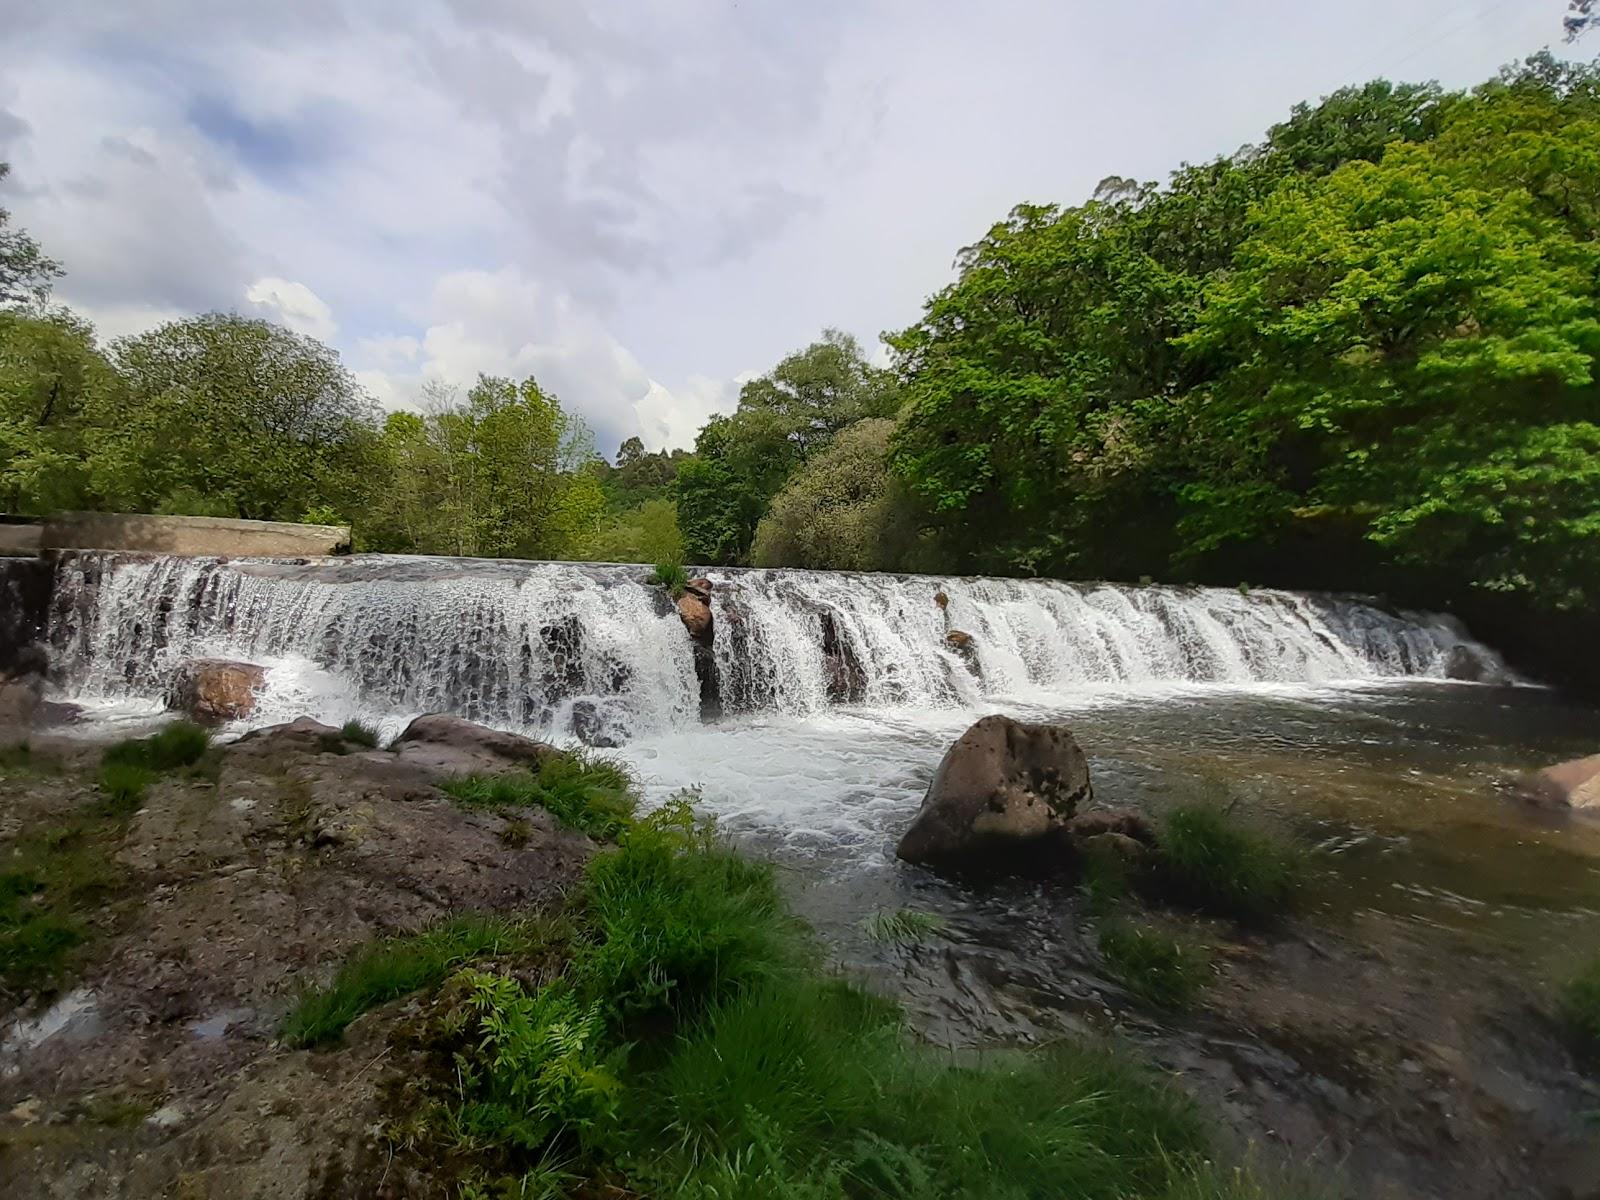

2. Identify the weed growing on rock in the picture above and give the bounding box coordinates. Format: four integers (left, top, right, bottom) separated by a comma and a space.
1562, 954, 1600, 1057
102, 721, 211, 772
1148, 805, 1302, 923
650, 558, 689, 599
863, 907, 949, 945
339, 719, 381, 748
280, 915, 543, 1047
442, 752, 637, 841
1098, 920, 1210, 1008
95, 763, 154, 814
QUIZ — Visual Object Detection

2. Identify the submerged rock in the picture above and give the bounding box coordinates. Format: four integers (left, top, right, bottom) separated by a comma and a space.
166, 658, 266, 725
896, 714, 1092, 874
1517, 753, 1600, 812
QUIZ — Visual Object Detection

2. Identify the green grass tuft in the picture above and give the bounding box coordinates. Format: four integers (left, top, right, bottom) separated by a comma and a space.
1148, 805, 1302, 922
280, 915, 541, 1047
863, 907, 949, 945
339, 719, 381, 748
102, 721, 211, 773
1098, 920, 1210, 1009
95, 762, 155, 815
442, 752, 637, 841
650, 558, 690, 599
1562, 954, 1600, 1056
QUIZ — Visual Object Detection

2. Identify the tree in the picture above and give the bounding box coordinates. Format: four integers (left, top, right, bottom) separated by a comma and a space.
0, 164, 61, 308
0, 309, 121, 512
751, 418, 931, 571
106, 313, 380, 522
675, 331, 900, 563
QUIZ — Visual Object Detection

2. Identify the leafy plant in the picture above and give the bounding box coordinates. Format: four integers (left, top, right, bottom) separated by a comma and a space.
649, 557, 690, 599
281, 915, 539, 1047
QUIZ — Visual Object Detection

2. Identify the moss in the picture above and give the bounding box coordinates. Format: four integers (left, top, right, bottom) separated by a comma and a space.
1562, 954, 1600, 1057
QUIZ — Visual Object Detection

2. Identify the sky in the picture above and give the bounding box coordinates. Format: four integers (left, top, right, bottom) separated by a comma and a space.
0, 1, 1581, 458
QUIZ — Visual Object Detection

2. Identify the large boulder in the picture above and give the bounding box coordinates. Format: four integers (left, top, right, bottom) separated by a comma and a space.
1518, 754, 1600, 812
167, 659, 267, 725
391, 712, 555, 776
896, 714, 1093, 873
676, 577, 714, 644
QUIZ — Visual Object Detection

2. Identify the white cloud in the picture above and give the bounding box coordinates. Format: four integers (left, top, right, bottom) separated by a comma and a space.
246, 276, 337, 340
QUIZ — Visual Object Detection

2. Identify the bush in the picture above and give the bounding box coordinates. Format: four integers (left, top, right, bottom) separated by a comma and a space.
1098, 921, 1210, 1008
339, 719, 380, 748
1149, 805, 1302, 922
102, 721, 211, 772
1562, 955, 1600, 1056
649, 557, 690, 598
281, 915, 538, 1047
442, 752, 637, 841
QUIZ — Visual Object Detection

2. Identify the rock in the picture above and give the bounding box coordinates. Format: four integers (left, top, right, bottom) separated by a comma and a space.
677, 591, 713, 643
166, 659, 267, 725
945, 630, 974, 651
820, 611, 866, 704
895, 714, 1093, 874
684, 576, 713, 602
1517, 754, 1600, 811
934, 591, 949, 610
1066, 808, 1157, 845
391, 713, 555, 776
1443, 644, 1499, 683
0, 677, 42, 727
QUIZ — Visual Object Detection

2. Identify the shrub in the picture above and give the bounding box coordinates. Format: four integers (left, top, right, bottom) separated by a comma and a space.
339, 719, 380, 748
1149, 805, 1302, 922
1098, 921, 1210, 1009
650, 557, 690, 598
442, 753, 637, 841
1562, 955, 1600, 1056
102, 721, 211, 772
280, 915, 538, 1047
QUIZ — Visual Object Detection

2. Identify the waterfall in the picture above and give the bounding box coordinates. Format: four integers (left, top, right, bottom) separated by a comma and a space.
40, 552, 1509, 741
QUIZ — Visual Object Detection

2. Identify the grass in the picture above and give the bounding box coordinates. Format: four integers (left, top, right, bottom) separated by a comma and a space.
95, 762, 155, 814
1098, 920, 1210, 1009
339, 719, 381, 748
442, 752, 638, 841
0, 808, 132, 997
370, 794, 1284, 1198
280, 915, 543, 1047
102, 721, 211, 772
1561, 954, 1600, 1057
0, 741, 60, 777
863, 907, 949, 945
650, 558, 690, 599
1147, 805, 1302, 923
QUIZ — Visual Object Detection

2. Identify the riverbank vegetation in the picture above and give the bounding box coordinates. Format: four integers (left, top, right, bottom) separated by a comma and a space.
293, 794, 1285, 1198
3, 54, 1597, 683
1563, 954, 1600, 1057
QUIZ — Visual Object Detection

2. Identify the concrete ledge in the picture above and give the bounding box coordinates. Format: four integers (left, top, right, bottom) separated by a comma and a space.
41, 512, 351, 557
0, 523, 43, 557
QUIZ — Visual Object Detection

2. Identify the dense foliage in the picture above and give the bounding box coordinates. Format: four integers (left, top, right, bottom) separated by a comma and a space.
2, 54, 1596, 682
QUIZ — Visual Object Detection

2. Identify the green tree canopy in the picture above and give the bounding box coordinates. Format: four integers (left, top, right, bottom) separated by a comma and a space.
0, 164, 61, 309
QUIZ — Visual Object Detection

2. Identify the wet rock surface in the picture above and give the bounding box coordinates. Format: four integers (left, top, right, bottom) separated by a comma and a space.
896, 715, 1093, 873
165, 658, 267, 725
0, 717, 590, 1199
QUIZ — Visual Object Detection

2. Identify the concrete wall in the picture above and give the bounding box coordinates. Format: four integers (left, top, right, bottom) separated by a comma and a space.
40, 512, 350, 557
0, 523, 43, 557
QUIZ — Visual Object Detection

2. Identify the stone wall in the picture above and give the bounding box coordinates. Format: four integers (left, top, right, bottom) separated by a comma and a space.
0, 522, 43, 556
39, 512, 350, 557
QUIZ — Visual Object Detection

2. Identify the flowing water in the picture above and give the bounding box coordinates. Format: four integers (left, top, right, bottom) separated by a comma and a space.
33, 551, 1600, 1032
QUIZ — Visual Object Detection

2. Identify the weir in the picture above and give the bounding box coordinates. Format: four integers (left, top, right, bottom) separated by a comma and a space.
18, 551, 1511, 745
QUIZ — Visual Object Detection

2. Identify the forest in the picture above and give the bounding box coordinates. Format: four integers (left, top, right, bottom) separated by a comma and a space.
2, 54, 1597, 682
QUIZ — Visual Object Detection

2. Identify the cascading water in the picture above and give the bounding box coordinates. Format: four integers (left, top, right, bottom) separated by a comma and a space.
40, 551, 1507, 741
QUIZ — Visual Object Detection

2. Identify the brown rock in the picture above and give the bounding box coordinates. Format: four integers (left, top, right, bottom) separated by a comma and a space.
166, 659, 266, 725
1518, 753, 1600, 811
0, 677, 41, 728
677, 591, 713, 643
684, 576, 713, 601
1066, 808, 1157, 845
896, 714, 1092, 874
391, 713, 555, 776
946, 629, 974, 650
934, 591, 949, 609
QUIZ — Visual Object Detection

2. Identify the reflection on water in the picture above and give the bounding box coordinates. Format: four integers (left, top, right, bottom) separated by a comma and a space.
617, 680, 1600, 1034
